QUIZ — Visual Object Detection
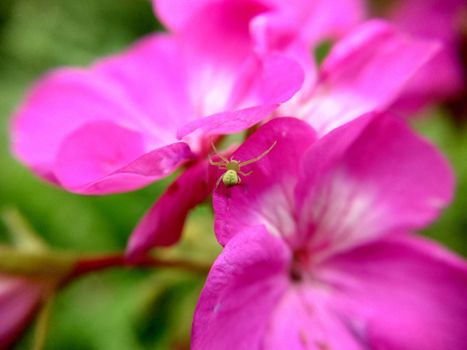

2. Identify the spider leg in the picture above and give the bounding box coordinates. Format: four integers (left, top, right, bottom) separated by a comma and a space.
209, 154, 227, 167
239, 170, 253, 176
215, 174, 223, 188
239, 140, 277, 166
211, 142, 229, 163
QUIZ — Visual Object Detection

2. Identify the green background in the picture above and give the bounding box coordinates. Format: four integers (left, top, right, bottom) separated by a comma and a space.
0, 0, 465, 349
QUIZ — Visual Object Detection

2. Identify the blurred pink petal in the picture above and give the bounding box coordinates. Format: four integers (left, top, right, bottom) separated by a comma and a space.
172, 0, 305, 139
155, 1, 441, 134
388, 0, 466, 111
12, 35, 195, 193
54, 121, 191, 194
154, 0, 364, 43
153, 0, 220, 31
154, 0, 369, 138
177, 105, 278, 140
255, 0, 364, 45
280, 21, 440, 135
0, 276, 44, 349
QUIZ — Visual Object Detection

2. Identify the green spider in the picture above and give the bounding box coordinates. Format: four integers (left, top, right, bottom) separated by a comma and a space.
209, 141, 277, 187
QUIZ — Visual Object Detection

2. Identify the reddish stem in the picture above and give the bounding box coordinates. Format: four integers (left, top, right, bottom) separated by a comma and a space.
64, 253, 210, 285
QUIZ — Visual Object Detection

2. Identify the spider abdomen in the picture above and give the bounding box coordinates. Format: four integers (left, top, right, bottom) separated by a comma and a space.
222, 170, 239, 186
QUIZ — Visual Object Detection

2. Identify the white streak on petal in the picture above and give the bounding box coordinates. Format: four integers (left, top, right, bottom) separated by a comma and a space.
256, 183, 297, 241
301, 171, 386, 259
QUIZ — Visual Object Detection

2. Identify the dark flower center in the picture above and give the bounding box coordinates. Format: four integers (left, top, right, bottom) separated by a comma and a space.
289, 248, 310, 283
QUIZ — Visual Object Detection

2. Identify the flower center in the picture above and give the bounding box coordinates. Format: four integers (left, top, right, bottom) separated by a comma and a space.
289, 248, 311, 283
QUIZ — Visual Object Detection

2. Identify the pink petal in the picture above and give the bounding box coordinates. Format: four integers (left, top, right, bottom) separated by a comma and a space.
12, 34, 195, 187
170, 1, 305, 139
390, 49, 464, 114
250, 10, 302, 54
54, 121, 192, 194
126, 160, 217, 258
389, 0, 464, 45
12, 68, 143, 181
323, 234, 467, 349
281, 20, 440, 136
0, 276, 43, 349
156, 0, 364, 45
177, 0, 268, 114
192, 226, 290, 350
295, 113, 454, 257
264, 287, 364, 350
213, 118, 317, 246
176, 51, 304, 139
176, 105, 277, 140
157, 0, 362, 113
251, 12, 319, 120
257, 53, 305, 104
142, 2, 305, 130
152, 0, 218, 31
94, 34, 195, 131
193, 225, 365, 349
251, 10, 319, 90
387, 0, 465, 111
263, 0, 365, 44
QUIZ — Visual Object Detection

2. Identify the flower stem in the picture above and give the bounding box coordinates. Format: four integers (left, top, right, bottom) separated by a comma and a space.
66, 252, 210, 282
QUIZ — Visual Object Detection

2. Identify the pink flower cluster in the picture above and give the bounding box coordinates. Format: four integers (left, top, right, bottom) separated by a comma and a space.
9, 0, 467, 348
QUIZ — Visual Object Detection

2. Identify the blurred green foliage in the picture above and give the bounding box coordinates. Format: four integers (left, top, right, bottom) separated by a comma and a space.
414, 112, 467, 257
0, 0, 465, 349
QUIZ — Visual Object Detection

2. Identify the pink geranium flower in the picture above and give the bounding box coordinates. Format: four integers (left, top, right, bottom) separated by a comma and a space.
0, 275, 46, 349
193, 117, 467, 349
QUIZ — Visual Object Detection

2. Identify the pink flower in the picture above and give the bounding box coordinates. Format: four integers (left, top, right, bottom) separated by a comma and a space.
193, 117, 467, 349
387, 0, 467, 112
0, 275, 46, 348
